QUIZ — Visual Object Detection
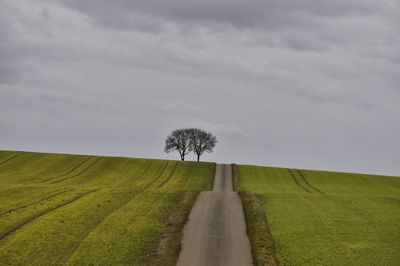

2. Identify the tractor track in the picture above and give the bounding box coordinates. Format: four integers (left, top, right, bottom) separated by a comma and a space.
0, 162, 176, 244
63, 162, 177, 262
49, 158, 102, 184
0, 189, 99, 241
41, 158, 92, 183
0, 189, 71, 217
1, 154, 41, 171
156, 162, 180, 189
0, 153, 23, 167
287, 169, 312, 193
139, 161, 169, 190
295, 169, 325, 194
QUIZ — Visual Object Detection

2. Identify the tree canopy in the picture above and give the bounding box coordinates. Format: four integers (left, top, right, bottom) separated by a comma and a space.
164, 129, 192, 161
164, 128, 217, 161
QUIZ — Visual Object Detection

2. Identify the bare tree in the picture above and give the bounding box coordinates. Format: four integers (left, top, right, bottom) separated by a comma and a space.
164, 129, 192, 161
188, 128, 217, 162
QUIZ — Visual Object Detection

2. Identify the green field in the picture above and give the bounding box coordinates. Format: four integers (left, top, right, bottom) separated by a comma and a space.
0, 150, 215, 265
235, 165, 400, 266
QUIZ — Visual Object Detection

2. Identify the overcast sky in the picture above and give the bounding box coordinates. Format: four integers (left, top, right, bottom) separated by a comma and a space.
1, 0, 399, 176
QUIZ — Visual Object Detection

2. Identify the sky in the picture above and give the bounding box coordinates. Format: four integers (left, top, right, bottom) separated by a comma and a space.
1, 0, 399, 176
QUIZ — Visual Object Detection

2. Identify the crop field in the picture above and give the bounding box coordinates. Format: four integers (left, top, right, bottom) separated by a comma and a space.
0, 150, 215, 265
235, 165, 400, 265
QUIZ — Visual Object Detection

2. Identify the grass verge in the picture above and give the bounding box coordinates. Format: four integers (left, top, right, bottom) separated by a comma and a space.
239, 191, 279, 266
232, 164, 279, 266
152, 191, 200, 266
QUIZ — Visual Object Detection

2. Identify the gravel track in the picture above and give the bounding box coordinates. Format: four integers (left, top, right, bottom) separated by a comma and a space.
177, 164, 253, 266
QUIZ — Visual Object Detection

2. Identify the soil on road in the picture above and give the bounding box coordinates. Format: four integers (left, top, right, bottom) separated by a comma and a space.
176, 164, 253, 266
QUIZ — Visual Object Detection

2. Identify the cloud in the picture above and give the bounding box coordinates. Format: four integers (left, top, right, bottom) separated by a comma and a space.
53, 0, 389, 29
0, 0, 399, 175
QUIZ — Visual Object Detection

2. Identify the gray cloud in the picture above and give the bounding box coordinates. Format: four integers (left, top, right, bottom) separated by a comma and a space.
55, 0, 388, 29
0, 0, 399, 175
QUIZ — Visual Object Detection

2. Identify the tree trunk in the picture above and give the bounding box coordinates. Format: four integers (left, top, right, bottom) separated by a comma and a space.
197, 154, 200, 162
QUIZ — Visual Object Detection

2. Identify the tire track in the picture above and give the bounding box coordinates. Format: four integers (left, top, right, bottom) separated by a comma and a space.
66, 189, 174, 265
64, 162, 174, 263
156, 162, 180, 189
49, 158, 102, 184
64, 189, 144, 264
116, 161, 169, 191
0, 189, 99, 240
295, 169, 325, 194
0, 161, 171, 243
117, 160, 157, 186
141, 161, 170, 190
0, 190, 71, 217
0, 153, 23, 167
287, 169, 312, 193
41, 158, 92, 182
2, 154, 41, 170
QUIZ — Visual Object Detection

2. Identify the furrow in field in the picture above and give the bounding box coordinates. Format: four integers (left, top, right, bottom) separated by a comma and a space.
63, 190, 147, 263
0, 189, 99, 240
295, 169, 325, 194
156, 162, 180, 189
109, 161, 169, 191
0, 153, 23, 167
115, 163, 152, 187
49, 158, 102, 184
65, 192, 165, 265
141, 161, 170, 190
0, 151, 216, 265
0, 189, 71, 217
287, 169, 312, 193
1, 154, 41, 171
64, 165, 176, 263
41, 158, 92, 182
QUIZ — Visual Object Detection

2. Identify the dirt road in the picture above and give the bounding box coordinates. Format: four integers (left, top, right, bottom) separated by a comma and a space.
176, 164, 253, 266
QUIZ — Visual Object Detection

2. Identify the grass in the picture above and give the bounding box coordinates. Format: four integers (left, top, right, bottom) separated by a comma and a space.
234, 164, 400, 266
239, 191, 279, 266
0, 150, 215, 265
